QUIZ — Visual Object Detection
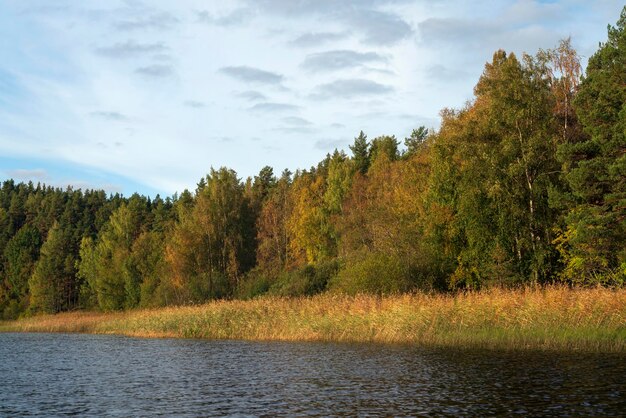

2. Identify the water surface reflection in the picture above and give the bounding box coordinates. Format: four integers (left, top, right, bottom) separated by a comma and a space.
0, 333, 623, 416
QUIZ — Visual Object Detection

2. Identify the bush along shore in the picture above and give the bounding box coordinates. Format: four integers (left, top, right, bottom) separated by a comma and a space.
1, 286, 625, 352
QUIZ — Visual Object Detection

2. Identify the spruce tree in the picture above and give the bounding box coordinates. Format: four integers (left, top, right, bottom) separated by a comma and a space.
349, 131, 370, 174
557, 7, 626, 283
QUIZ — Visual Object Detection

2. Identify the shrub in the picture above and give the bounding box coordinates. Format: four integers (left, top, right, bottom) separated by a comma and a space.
330, 253, 411, 295
270, 259, 340, 297
236, 270, 272, 299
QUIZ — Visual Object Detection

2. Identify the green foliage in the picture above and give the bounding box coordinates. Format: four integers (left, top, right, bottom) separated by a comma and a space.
404, 126, 429, 157
369, 135, 400, 162
555, 7, 626, 283
3, 225, 41, 300
29, 222, 69, 314
287, 173, 336, 264
134, 232, 168, 307
235, 269, 272, 299
2, 298, 24, 320
166, 167, 252, 303
349, 131, 370, 174
428, 48, 562, 288
270, 260, 339, 297
323, 150, 353, 214
77, 204, 145, 311
255, 173, 291, 274
330, 252, 411, 295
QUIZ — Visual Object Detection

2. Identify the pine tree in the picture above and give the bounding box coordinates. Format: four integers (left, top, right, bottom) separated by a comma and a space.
29, 222, 67, 313
370, 135, 400, 162
557, 7, 626, 283
404, 126, 429, 157
349, 131, 370, 174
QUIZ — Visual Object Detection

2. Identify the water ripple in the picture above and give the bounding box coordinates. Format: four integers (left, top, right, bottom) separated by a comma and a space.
0, 333, 624, 416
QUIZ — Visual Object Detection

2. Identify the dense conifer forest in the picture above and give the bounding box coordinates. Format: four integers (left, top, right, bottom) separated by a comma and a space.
1, 9, 624, 319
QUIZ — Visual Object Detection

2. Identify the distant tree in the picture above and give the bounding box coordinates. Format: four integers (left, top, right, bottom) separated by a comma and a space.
404, 126, 429, 157
3, 225, 41, 301
256, 173, 292, 274
556, 8, 626, 284
349, 131, 370, 174
545, 38, 583, 144
287, 173, 334, 264
370, 135, 400, 162
252, 166, 277, 202
166, 168, 250, 302
132, 231, 168, 307
29, 222, 69, 313
427, 49, 561, 288
324, 150, 353, 215
77, 203, 145, 311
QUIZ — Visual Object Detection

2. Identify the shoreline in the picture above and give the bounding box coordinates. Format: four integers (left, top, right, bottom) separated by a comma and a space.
1, 287, 624, 352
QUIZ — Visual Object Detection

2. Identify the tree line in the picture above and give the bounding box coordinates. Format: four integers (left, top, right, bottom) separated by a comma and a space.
1, 9, 624, 318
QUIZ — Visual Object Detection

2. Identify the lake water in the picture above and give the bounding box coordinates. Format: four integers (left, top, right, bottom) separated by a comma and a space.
0, 333, 624, 416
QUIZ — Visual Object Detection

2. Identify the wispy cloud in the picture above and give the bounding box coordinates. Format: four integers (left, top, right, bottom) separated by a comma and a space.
301, 50, 388, 72
90, 111, 129, 121
208, 135, 235, 143
425, 64, 471, 81
135, 64, 174, 77
314, 138, 348, 150
183, 100, 206, 108
220, 66, 284, 84
235, 90, 268, 101
282, 116, 312, 126
196, 8, 255, 26
244, 0, 413, 45
273, 126, 316, 134
348, 9, 413, 45
311, 79, 393, 100
6, 168, 49, 180
114, 12, 179, 31
418, 12, 560, 54
94, 41, 168, 59
289, 31, 349, 47
249, 102, 300, 112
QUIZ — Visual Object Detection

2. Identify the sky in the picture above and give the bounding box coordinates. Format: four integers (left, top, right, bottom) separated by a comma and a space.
0, 0, 623, 197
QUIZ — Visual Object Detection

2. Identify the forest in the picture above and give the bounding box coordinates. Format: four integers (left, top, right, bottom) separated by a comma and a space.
0, 9, 624, 319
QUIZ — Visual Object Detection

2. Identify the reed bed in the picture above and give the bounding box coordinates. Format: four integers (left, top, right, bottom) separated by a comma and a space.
1, 286, 624, 352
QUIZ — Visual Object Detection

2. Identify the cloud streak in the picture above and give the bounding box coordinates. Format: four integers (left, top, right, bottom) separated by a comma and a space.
5, 168, 49, 180
114, 12, 179, 31
348, 9, 413, 45
90, 111, 129, 121
243, 0, 413, 45
301, 50, 388, 72
183, 100, 206, 108
196, 8, 255, 26
94, 41, 168, 59
219, 66, 284, 84
249, 102, 300, 112
311, 79, 393, 100
235, 90, 268, 101
289, 32, 349, 47
282, 116, 312, 126
135, 65, 174, 77
314, 138, 348, 150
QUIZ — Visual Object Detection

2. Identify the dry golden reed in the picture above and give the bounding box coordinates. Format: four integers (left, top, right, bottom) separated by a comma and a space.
1, 286, 624, 351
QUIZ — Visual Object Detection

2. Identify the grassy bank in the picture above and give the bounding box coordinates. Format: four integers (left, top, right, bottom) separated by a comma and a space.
1, 286, 624, 352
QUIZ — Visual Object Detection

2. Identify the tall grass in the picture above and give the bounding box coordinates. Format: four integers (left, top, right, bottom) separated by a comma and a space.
1, 286, 624, 352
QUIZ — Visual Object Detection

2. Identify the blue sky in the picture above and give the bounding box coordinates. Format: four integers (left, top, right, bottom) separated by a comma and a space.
0, 0, 623, 197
